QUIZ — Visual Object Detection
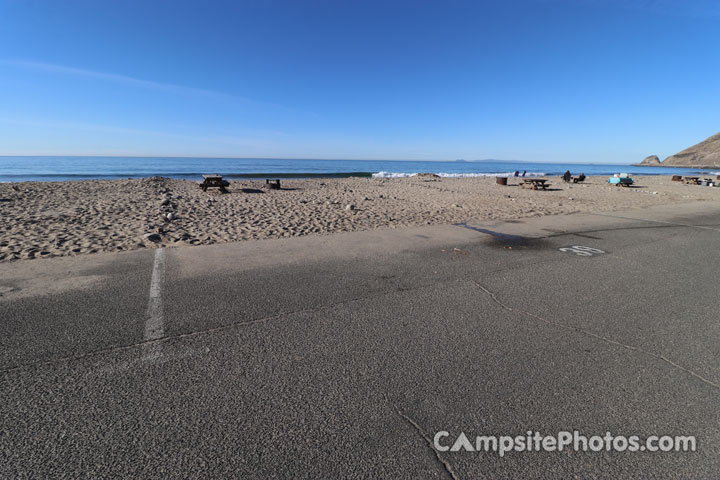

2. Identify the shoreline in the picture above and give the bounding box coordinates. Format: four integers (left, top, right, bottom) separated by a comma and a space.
4, 168, 720, 183
1, 174, 719, 263
3, 157, 718, 184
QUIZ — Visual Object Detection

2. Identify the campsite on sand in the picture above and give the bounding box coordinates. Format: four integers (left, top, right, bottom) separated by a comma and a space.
1, 174, 719, 262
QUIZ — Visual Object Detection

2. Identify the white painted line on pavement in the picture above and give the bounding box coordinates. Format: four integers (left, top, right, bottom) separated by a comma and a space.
144, 248, 166, 341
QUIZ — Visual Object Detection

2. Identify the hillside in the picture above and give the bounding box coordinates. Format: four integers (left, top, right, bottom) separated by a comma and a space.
637, 155, 661, 166
662, 132, 720, 167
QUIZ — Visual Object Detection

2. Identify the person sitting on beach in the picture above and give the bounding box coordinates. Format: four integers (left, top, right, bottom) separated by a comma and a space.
562, 170, 572, 182
514, 171, 520, 177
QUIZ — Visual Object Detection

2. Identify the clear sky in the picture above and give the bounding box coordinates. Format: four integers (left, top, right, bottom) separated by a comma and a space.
1, 0, 719, 163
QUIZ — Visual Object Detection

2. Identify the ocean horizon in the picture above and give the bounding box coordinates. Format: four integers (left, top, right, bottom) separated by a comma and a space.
0, 156, 714, 182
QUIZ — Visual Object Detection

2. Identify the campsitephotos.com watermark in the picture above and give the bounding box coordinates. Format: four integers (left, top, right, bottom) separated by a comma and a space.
434, 431, 696, 457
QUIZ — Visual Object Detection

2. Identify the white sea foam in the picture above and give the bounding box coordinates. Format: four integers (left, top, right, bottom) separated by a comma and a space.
371, 171, 547, 178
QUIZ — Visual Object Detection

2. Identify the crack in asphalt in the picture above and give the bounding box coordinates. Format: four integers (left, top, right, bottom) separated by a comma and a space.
384, 394, 460, 480
592, 213, 720, 233
0, 278, 463, 376
472, 280, 720, 391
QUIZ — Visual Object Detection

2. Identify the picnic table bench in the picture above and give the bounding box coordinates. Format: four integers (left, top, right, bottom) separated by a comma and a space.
521, 178, 550, 190
199, 174, 230, 193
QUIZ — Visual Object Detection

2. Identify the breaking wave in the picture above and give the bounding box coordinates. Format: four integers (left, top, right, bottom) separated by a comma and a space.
371, 171, 547, 178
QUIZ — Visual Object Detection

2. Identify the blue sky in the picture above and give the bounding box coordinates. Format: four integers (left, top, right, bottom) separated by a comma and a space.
0, 0, 719, 163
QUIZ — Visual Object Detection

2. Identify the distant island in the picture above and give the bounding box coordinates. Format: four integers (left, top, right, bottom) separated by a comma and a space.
635, 131, 720, 168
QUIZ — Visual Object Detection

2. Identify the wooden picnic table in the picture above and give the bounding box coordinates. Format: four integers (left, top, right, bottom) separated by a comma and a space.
199, 174, 230, 193
521, 178, 550, 190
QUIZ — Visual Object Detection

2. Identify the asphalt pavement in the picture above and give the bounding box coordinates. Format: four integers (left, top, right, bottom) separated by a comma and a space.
2, 202, 719, 479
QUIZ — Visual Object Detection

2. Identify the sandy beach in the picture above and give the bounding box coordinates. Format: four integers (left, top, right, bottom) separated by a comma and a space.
1, 174, 719, 262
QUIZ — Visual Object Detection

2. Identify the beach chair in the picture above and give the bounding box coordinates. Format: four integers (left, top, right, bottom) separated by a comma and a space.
573, 174, 586, 183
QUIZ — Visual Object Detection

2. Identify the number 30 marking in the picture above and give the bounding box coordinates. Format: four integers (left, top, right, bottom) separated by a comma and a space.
559, 245, 606, 256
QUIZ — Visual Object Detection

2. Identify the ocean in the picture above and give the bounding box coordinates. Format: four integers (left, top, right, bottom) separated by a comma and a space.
0, 156, 713, 182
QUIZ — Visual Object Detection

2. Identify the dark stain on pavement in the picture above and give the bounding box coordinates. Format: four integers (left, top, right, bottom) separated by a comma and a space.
455, 223, 551, 250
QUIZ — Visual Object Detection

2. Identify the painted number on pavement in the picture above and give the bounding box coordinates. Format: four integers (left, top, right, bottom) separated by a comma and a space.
559, 246, 606, 257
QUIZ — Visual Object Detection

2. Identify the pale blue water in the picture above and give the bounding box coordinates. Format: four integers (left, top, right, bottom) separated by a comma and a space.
0, 156, 713, 182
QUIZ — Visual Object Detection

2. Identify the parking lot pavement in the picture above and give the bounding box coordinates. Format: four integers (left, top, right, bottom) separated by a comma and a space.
2, 202, 719, 478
